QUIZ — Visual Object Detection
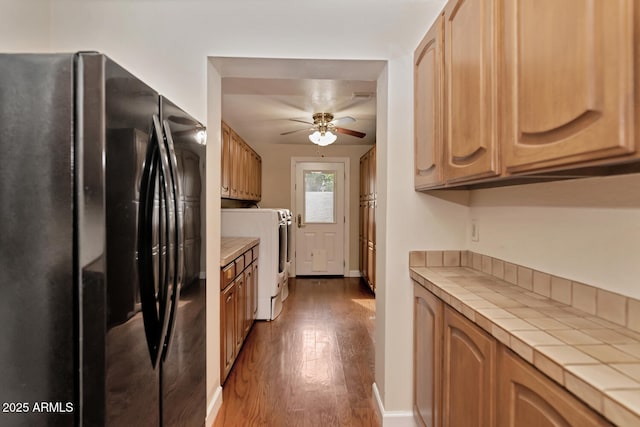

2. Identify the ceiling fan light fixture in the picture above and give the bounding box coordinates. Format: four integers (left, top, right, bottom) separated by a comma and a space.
309, 130, 337, 146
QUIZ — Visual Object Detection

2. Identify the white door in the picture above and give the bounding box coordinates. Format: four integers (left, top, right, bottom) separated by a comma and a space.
294, 162, 345, 275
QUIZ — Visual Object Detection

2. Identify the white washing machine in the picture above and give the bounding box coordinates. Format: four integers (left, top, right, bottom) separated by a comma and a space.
221, 208, 287, 320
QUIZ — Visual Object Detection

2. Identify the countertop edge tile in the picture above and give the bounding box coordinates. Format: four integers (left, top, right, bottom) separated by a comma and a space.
220, 237, 260, 266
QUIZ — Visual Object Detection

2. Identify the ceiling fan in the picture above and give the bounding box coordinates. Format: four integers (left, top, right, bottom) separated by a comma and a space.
280, 112, 366, 146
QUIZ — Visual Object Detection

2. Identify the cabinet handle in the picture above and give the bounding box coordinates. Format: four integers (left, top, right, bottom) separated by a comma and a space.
226, 294, 233, 303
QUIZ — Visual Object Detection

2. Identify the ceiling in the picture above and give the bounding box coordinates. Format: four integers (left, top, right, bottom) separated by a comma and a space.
215, 57, 386, 147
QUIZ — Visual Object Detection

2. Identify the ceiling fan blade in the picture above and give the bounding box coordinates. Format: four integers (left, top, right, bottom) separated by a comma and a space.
331, 116, 356, 126
336, 127, 366, 138
280, 127, 310, 136
288, 118, 314, 125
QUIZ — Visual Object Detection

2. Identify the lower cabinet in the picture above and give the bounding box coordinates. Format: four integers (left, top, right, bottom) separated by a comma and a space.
413, 281, 614, 427
220, 244, 258, 383
442, 306, 496, 427
414, 283, 443, 427
497, 347, 613, 427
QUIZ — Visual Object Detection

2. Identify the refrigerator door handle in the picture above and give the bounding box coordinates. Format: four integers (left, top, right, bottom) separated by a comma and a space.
155, 115, 178, 362
137, 114, 176, 368
137, 114, 168, 368
160, 120, 183, 360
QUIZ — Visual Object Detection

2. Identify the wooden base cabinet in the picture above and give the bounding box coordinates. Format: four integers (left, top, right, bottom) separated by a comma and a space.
497, 347, 612, 427
443, 306, 496, 427
413, 283, 443, 427
413, 281, 614, 427
220, 244, 258, 383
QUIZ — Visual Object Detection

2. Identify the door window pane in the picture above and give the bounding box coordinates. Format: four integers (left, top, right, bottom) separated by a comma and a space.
304, 170, 335, 223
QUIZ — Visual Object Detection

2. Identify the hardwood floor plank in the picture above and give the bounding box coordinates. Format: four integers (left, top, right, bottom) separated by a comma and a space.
213, 277, 379, 427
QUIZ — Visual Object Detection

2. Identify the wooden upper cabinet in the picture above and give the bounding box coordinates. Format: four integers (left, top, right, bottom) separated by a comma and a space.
443, 0, 499, 183
497, 346, 613, 427
221, 122, 231, 198
223, 122, 261, 202
443, 306, 495, 427
414, 15, 444, 189
501, 0, 636, 173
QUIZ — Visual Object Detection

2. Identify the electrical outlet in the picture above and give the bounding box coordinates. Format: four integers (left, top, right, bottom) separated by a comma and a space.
471, 220, 479, 242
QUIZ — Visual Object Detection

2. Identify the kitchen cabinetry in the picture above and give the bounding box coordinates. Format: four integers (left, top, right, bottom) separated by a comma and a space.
413, 281, 613, 427
221, 121, 262, 202
501, 0, 637, 174
220, 242, 259, 383
414, 0, 639, 190
497, 346, 612, 427
443, 306, 495, 427
414, 15, 444, 189
442, 0, 499, 183
359, 146, 376, 293
413, 282, 442, 427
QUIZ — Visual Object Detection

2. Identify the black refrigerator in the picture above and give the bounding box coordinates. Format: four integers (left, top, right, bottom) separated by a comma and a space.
0, 53, 206, 427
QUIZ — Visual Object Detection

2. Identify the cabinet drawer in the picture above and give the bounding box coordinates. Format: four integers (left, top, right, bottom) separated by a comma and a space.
244, 251, 252, 267
235, 255, 245, 274
221, 263, 235, 289
252, 246, 259, 261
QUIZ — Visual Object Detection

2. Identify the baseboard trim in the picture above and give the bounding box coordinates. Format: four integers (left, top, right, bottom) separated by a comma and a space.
348, 270, 362, 278
205, 385, 223, 427
372, 383, 416, 427
199, 271, 207, 279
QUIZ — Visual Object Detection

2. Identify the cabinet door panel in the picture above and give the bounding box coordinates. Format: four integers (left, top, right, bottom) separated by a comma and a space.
443, 306, 495, 427
221, 283, 236, 382
444, 0, 499, 182
497, 347, 613, 427
502, 0, 636, 172
414, 17, 443, 189
234, 275, 245, 354
413, 283, 443, 427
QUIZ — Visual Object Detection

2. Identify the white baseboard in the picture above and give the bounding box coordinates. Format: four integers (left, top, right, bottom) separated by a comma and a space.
348, 270, 362, 278
205, 386, 223, 427
372, 383, 416, 427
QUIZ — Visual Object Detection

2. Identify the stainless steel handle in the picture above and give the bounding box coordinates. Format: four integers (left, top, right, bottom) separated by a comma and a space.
297, 213, 304, 228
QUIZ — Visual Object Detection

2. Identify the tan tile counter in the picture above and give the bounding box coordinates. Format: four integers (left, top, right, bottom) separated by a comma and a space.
220, 237, 259, 267
411, 251, 640, 427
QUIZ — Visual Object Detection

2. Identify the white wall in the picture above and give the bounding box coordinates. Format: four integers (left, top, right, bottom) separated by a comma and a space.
0, 0, 50, 51
468, 173, 640, 299
376, 56, 468, 411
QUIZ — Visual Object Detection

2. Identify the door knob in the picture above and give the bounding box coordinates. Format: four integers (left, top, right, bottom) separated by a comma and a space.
297, 214, 304, 228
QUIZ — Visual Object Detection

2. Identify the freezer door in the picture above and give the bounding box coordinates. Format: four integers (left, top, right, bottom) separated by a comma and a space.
102, 55, 161, 426
159, 96, 206, 427
0, 53, 77, 427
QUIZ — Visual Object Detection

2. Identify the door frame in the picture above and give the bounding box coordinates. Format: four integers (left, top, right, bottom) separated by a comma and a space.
290, 156, 350, 277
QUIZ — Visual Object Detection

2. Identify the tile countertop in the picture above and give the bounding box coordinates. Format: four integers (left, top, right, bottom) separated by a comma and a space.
220, 237, 259, 267
410, 265, 640, 427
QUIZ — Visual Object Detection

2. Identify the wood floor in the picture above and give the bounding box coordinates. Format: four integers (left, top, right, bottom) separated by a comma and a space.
213, 277, 379, 427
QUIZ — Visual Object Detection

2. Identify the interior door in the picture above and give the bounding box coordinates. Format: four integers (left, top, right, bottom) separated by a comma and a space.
294, 162, 345, 276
